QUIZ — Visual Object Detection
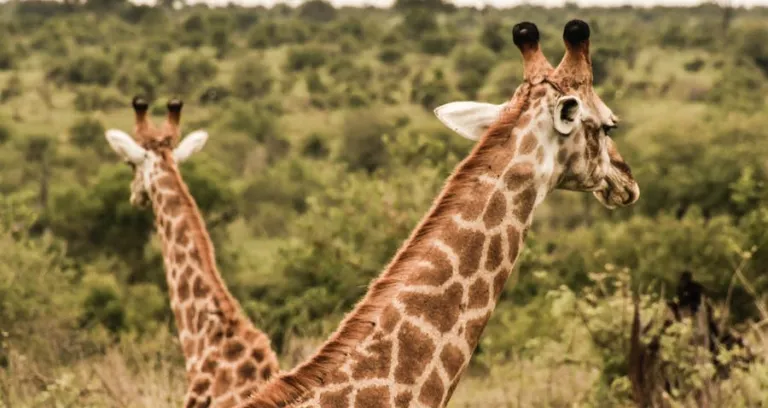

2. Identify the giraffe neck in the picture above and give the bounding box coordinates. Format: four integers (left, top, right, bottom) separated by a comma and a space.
146, 153, 280, 407
245, 86, 555, 408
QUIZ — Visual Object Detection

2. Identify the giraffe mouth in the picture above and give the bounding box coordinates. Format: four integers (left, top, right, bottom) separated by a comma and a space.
595, 178, 639, 209
130, 191, 151, 208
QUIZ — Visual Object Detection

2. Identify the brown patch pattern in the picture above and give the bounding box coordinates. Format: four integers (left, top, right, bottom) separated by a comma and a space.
456, 182, 494, 221
379, 304, 401, 334
493, 268, 512, 299
440, 344, 465, 380
465, 312, 491, 351
485, 234, 503, 271
518, 132, 538, 155
504, 162, 535, 190
395, 391, 413, 408
351, 338, 392, 380
411, 258, 452, 287
467, 279, 490, 309
212, 367, 233, 397
442, 224, 485, 277
354, 386, 389, 408
394, 322, 435, 384
319, 386, 352, 408
514, 185, 537, 221
507, 226, 521, 262
418, 369, 445, 408
401, 283, 463, 333
482, 191, 507, 229
223, 340, 245, 361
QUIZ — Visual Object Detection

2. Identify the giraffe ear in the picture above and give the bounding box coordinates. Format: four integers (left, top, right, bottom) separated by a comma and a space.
434, 101, 506, 141
173, 130, 209, 163
553, 96, 582, 135
105, 129, 146, 164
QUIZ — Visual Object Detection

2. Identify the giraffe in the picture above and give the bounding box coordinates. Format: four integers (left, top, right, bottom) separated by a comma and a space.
238, 19, 639, 408
103, 97, 280, 408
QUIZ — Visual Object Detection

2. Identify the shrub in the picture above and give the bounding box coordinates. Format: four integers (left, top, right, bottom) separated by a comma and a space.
684, 58, 705, 72
168, 52, 218, 96
115, 66, 158, 103
454, 44, 496, 76
231, 58, 273, 100
736, 25, 768, 76
302, 133, 330, 159
247, 21, 310, 49
400, 8, 438, 37
73, 87, 124, 112
457, 70, 484, 99
298, 0, 336, 22
480, 20, 506, 53
69, 117, 106, 153
339, 109, 392, 172
0, 73, 22, 102
0, 38, 15, 70
80, 274, 125, 333
378, 47, 404, 64
178, 13, 208, 48
48, 52, 115, 86
0, 123, 10, 145
285, 45, 327, 71
198, 84, 231, 105
419, 31, 456, 55
305, 71, 327, 94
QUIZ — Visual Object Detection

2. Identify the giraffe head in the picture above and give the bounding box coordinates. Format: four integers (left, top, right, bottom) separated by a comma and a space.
435, 20, 639, 209
104, 97, 209, 208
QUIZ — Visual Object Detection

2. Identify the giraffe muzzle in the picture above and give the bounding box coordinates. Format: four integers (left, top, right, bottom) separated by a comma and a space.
595, 177, 640, 209
130, 191, 151, 208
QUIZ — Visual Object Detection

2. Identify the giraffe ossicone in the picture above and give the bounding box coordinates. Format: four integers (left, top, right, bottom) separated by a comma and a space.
238, 19, 638, 408
104, 98, 280, 408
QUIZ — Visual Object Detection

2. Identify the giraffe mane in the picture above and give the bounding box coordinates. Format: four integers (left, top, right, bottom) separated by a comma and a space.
244, 84, 536, 408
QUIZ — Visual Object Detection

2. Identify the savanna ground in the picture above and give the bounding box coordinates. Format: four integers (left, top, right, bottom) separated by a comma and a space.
2, 1, 768, 406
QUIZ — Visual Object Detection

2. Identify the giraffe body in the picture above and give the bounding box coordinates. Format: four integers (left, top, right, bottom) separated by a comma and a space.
105, 99, 279, 408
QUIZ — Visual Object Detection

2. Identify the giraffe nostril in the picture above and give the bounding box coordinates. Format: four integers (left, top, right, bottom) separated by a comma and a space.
623, 188, 636, 205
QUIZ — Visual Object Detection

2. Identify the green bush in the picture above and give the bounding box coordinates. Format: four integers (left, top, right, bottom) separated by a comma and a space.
457, 70, 485, 99
298, 0, 337, 22
47, 52, 115, 86
305, 71, 327, 94
454, 44, 496, 76
167, 51, 218, 96
0, 73, 22, 101
73, 87, 124, 112
0, 38, 15, 70
480, 20, 506, 53
378, 46, 404, 64
69, 117, 106, 153
419, 31, 456, 55
285, 45, 327, 71
231, 58, 273, 100
339, 109, 392, 172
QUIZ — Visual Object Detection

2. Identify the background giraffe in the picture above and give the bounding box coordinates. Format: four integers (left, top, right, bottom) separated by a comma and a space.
104, 98, 279, 408
239, 19, 639, 408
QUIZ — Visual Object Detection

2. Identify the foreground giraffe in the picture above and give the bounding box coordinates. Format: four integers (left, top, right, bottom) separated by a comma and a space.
104, 98, 279, 407
239, 19, 639, 408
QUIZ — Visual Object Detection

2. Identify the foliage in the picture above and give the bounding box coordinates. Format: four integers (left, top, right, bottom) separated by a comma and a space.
230, 57, 273, 100
3, 3, 768, 406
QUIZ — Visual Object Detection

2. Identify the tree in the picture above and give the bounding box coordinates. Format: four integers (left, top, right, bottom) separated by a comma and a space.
298, 0, 336, 22
231, 58, 273, 100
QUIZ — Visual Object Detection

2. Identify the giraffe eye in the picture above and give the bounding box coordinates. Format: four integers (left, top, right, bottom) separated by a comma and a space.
602, 124, 616, 136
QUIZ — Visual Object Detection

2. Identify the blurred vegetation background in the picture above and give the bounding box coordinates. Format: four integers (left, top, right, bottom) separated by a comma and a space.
2, 0, 768, 406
